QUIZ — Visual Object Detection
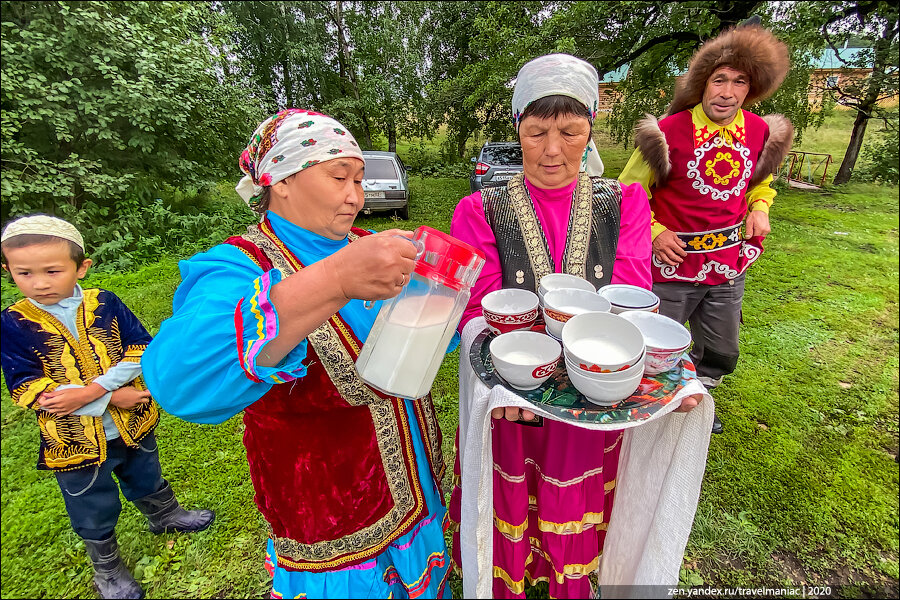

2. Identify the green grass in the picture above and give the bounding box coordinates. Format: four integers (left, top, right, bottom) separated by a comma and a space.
2, 114, 897, 596
682, 183, 899, 594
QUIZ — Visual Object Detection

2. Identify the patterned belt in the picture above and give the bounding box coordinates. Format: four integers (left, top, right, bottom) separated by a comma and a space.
677, 223, 743, 253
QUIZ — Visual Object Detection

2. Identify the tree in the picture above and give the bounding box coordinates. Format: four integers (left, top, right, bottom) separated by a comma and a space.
421, 1, 828, 158
544, 1, 779, 144
219, 1, 433, 152
346, 1, 430, 152
423, 1, 562, 159
1, 1, 258, 229
809, 1, 899, 184
217, 1, 343, 115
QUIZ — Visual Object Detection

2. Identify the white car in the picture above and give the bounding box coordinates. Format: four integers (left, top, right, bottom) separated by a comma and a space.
361, 151, 410, 219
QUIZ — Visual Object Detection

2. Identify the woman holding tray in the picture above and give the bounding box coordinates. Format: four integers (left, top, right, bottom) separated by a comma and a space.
447, 54, 707, 598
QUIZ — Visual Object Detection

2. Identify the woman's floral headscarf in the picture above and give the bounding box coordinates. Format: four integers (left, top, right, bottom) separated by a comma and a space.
236, 109, 365, 206
511, 54, 605, 177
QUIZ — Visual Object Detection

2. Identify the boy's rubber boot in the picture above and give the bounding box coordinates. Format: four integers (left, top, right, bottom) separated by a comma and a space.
133, 480, 214, 534
83, 534, 144, 600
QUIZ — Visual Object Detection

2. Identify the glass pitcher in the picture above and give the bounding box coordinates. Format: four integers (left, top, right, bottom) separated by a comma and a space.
356, 226, 485, 399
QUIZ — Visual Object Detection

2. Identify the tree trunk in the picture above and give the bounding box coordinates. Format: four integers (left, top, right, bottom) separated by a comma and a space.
334, 0, 361, 100
361, 116, 374, 149
457, 132, 468, 159
833, 14, 894, 185
335, 1, 348, 82
387, 119, 397, 153
833, 110, 869, 184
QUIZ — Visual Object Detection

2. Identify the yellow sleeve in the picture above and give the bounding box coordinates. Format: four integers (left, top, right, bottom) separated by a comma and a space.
619, 149, 667, 240
618, 148, 654, 195
746, 174, 776, 214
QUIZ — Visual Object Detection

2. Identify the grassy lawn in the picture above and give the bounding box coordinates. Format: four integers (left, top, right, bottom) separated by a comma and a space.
2, 111, 897, 597
3, 176, 896, 598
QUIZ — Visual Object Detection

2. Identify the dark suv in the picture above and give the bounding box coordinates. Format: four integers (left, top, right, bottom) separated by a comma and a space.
470, 142, 523, 193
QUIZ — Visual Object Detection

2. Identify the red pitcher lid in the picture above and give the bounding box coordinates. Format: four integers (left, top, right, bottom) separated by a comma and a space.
412, 226, 485, 291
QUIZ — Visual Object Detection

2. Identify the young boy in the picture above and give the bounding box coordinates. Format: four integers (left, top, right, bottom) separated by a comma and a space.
1, 215, 214, 600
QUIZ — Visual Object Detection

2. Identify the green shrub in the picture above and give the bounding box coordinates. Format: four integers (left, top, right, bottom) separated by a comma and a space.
856, 127, 900, 184
404, 143, 441, 172
89, 200, 256, 272
416, 162, 472, 178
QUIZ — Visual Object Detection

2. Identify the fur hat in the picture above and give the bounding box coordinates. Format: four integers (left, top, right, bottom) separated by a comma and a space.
666, 25, 790, 116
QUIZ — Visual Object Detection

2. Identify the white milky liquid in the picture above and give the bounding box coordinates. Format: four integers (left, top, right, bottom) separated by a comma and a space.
568, 339, 632, 363
357, 294, 463, 399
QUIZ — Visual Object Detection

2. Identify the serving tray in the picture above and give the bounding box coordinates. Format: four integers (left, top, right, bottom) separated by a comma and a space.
469, 327, 694, 426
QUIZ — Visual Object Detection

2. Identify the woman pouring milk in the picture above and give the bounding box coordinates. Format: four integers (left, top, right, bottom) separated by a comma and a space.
143, 110, 453, 599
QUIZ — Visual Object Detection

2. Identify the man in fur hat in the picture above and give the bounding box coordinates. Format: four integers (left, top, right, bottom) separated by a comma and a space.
619, 25, 794, 434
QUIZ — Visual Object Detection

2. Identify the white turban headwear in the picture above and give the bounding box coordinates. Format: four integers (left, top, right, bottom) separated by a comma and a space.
1, 215, 85, 251
511, 54, 605, 177
236, 109, 365, 206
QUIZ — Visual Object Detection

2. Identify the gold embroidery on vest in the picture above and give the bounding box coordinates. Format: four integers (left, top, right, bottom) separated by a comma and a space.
506, 173, 595, 285
562, 173, 594, 278
8, 295, 157, 467
705, 151, 740, 185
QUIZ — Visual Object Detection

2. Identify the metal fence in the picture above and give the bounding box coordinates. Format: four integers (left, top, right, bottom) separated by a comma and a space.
777, 151, 833, 187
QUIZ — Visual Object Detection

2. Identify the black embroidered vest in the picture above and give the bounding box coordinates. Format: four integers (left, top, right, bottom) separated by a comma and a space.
481, 173, 621, 291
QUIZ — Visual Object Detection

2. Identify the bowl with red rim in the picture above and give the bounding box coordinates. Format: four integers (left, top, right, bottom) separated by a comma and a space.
490, 330, 562, 391
560, 312, 645, 373
565, 356, 644, 405
564, 348, 646, 379
618, 311, 691, 375
481, 288, 540, 335
597, 284, 660, 314
542, 288, 611, 339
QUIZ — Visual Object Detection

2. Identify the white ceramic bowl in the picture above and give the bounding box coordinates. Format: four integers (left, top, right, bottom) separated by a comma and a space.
542, 289, 612, 339
564, 349, 646, 380
566, 360, 643, 405
597, 284, 660, 314
643, 349, 686, 376
618, 311, 691, 375
538, 273, 596, 305
481, 288, 540, 335
490, 330, 561, 391
561, 312, 645, 373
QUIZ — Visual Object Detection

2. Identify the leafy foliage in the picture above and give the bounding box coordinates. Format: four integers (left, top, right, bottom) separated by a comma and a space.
86, 196, 258, 273
219, 1, 433, 152
423, 1, 569, 158
780, 1, 899, 183
0, 1, 261, 229
856, 120, 900, 183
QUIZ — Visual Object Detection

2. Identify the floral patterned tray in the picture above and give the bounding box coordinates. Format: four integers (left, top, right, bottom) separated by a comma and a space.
469, 327, 695, 426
